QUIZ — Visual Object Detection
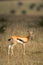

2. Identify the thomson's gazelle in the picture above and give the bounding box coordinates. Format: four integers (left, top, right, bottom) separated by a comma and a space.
8, 31, 33, 55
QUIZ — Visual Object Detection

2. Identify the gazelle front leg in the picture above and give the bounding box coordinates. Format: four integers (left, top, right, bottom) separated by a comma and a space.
11, 41, 17, 56
23, 44, 25, 55
11, 44, 15, 56
8, 44, 12, 55
8, 44, 15, 56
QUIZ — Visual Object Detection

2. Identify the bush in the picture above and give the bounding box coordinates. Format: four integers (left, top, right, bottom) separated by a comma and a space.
29, 3, 36, 9
39, 17, 43, 27
18, 1, 23, 6
39, 19, 43, 27
36, 4, 43, 11
0, 17, 7, 22
36, 6, 41, 11
21, 10, 26, 14
39, 4, 43, 8
0, 25, 6, 33
10, 9, 16, 14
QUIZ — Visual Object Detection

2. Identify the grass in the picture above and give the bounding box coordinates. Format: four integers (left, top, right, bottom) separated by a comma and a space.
0, 0, 42, 1
0, 1, 43, 15
0, 15, 43, 65
0, 1, 43, 65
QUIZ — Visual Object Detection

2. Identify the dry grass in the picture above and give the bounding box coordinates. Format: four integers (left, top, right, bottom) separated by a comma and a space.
0, 1, 43, 15
0, 0, 42, 1
0, 15, 43, 65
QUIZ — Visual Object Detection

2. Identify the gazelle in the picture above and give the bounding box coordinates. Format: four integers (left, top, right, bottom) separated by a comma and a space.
8, 31, 33, 55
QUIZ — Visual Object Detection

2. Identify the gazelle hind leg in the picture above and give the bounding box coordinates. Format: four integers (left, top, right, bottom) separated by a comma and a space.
23, 44, 25, 55
8, 44, 12, 55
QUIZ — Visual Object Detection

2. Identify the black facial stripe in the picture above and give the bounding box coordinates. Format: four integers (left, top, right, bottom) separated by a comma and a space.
17, 38, 25, 43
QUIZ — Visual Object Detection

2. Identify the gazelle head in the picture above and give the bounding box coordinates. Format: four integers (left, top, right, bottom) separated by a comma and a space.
29, 31, 33, 40
27, 31, 33, 40
29, 31, 33, 35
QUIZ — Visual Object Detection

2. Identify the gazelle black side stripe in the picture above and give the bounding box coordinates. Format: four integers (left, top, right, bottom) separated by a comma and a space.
17, 38, 25, 43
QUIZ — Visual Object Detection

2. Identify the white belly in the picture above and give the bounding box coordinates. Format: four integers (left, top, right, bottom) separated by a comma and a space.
16, 40, 23, 44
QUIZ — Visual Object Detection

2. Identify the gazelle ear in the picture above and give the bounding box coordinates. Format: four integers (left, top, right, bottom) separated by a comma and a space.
29, 31, 33, 35
27, 30, 33, 35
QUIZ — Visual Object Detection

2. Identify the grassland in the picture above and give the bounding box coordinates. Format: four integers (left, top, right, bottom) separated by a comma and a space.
0, 0, 43, 65
0, 14, 43, 65
0, 0, 43, 1
0, 1, 43, 15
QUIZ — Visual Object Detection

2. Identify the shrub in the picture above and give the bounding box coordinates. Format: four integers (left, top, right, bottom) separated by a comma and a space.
29, 3, 36, 9
21, 10, 26, 14
36, 4, 43, 11
39, 17, 43, 27
18, 1, 23, 6
10, 9, 16, 14
39, 4, 43, 8
0, 17, 7, 22
36, 6, 41, 11
39, 19, 43, 27
0, 25, 6, 33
